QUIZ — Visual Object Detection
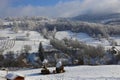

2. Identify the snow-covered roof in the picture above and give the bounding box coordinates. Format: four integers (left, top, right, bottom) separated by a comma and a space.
56, 61, 62, 68
42, 59, 48, 64
6, 73, 18, 79
6, 73, 24, 79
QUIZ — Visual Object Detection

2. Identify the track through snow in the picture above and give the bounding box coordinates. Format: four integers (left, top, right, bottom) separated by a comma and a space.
0, 65, 119, 80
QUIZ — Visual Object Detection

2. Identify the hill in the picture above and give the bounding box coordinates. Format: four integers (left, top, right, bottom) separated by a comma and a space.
72, 13, 120, 25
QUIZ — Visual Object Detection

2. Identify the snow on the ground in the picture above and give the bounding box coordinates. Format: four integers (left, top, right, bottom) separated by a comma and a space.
0, 71, 7, 80
0, 29, 119, 53
105, 46, 120, 51
55, 31, 73, 40
3, 21, 13, 26
55, 31, 110, 46
105, 36, 120, 50
1, 65, 120, 80
111, 36, 120, 46
0, 28, 50, 54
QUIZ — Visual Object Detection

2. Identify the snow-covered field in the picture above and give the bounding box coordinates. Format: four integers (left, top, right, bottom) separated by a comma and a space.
105, 36, 120, 50
55, 31, 120, 50
0, 29, 119, 54
111, 36, 120, 46
55, 31, 110, 46
0, 28, 50, 54
0, 29, 120, 80
1, 65, 120, 80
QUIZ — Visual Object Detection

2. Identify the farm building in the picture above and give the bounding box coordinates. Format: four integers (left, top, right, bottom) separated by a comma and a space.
6, 73, 24, 80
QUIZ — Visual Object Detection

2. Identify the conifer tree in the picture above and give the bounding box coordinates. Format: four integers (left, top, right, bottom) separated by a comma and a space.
38, 42, 44, 62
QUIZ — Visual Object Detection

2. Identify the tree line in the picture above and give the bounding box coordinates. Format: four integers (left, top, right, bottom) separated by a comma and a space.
0, 17, 120, 38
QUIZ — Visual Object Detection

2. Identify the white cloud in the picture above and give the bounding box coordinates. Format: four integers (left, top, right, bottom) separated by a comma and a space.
1, 0, 120, 18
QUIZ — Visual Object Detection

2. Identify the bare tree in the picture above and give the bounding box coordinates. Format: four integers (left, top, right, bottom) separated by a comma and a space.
26, 32, 30, 37
12, 21, 19, 33
26, 20, 36, 30
42, 28, 48, 38
52, 26, 57, 39
23, 45, 32, 54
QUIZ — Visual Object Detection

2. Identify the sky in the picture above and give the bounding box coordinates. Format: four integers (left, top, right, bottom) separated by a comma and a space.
12, 0, 73, 7
0, 0, 120, 18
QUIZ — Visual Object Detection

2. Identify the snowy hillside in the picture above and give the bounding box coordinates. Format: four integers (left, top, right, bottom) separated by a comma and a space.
111, 36, 120, 46
72, 13, 120, 24
1, 65, 120, 80
55, 31, 110, 46
0, 28, 50, 54
0, 29, 119, 54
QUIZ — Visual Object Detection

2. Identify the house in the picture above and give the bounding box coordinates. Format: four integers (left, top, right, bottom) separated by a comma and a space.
6, 73, 24, 80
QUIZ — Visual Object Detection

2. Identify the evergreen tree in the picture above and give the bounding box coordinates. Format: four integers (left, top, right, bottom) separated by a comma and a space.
38, 42, 44, 62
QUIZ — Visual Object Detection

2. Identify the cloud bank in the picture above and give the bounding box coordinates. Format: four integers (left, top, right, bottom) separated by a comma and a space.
1, 0, 120, 18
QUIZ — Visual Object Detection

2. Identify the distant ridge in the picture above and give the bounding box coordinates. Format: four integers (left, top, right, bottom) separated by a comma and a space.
72, 13, 120, 24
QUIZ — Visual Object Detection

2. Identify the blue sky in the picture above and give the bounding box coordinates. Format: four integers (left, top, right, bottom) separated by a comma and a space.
12, 0, 74, 7
0, 0, 120, 18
